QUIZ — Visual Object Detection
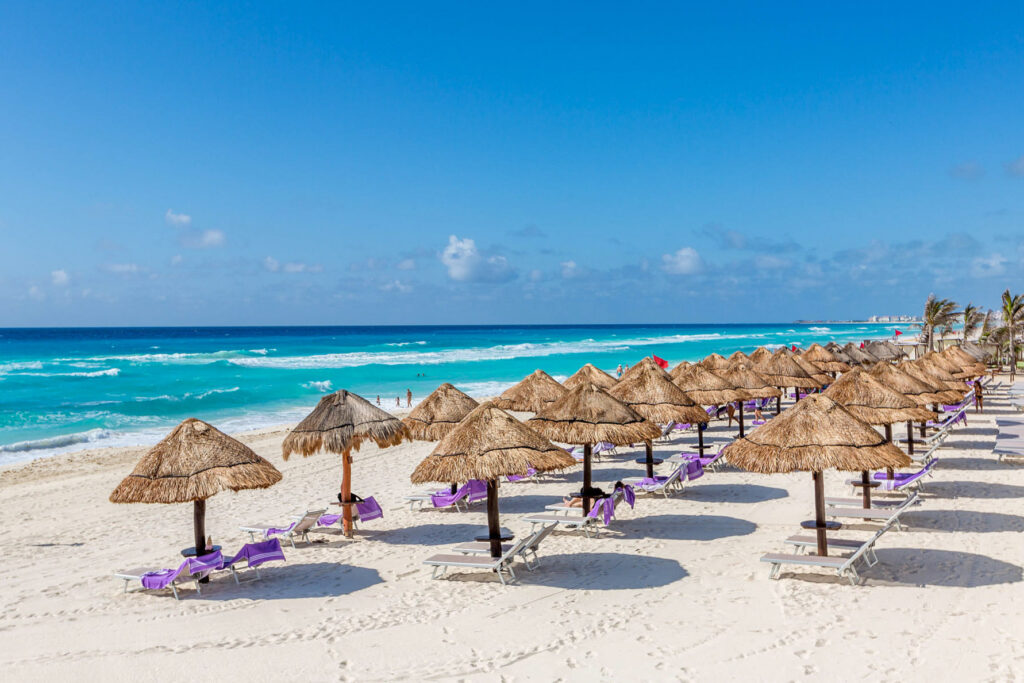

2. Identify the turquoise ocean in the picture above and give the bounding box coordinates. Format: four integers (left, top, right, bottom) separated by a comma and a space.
0, 323, 899, 465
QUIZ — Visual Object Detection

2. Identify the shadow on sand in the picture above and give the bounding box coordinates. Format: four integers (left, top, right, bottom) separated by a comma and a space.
613, 513, 756, 541
924, 481, 1024, 499
933, 457, 1018, 471
901, 509, 1024, 533
865, 549, 1022, 587
681, 483, 788, 504
144, 563, 384, 601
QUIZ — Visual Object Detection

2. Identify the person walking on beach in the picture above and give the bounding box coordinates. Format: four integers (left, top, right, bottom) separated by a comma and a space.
395, 396, 400, 407
376, 395, 381, 406
406, 388, 412, 407
616, 364, 623, 378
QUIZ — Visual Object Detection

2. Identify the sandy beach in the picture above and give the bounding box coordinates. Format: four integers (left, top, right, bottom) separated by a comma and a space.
0, 383, 1021, 681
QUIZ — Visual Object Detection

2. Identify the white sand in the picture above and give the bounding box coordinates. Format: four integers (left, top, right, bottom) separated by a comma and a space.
2, 384, 1023, 681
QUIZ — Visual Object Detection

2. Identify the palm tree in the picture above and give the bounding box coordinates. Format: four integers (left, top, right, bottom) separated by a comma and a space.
920, 294, 960, 351
961, 302, 985, 342
993, 289, 1024, 380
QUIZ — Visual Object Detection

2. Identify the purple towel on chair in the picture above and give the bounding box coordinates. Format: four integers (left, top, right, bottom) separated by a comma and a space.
141, 560, 190, 590
227, 538, 286, 568
587, 497, 615, 525
318, 514, 343, 527
685, 459, 705, 480
621, 484, 635, 508
188, 550, 224, 576
355, 496, 383, 522
266, 521, 297, 537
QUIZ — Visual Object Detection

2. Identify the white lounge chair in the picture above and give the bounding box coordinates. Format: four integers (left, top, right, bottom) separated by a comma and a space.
113, 566, 200, 601
826, 491, 919, 531
450, 522, 558, 570
423, 536, 532, 585
622, 464, 686, 498
764, 518, 898, 585
239, 509, 326, 548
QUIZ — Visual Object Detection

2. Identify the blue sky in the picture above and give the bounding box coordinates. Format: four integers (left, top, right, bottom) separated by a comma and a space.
2, 2, 1022, 326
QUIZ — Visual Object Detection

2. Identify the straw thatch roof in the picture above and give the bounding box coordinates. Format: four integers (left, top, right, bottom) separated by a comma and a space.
410, 402, 576, 484
727, 350, 749, 364
825, 342, 855, 364
790, 353, 833, 386
492, 369, 568, 413
669, 361, 691, 379
699, 353, 731, 371
921, 351, 973, 379
282, 389, 408, 459
671, 363, 750, 406
868, 363, 954, 406
940, 347, 986, 376
914, 356, 971, 388
402, 383, 479, 441
821, 369, 935, 425
756, 351, 821, 389
110, 418, 282, 504
722, 394, 912, 474
608, 365, 710, 423
960, 340, 990, 362
563, 363, 618, 391
801, 343, 851, 373
748, 347, 774, 366
719, 363, 782, 400
842, 342, 879, 365
527, 382, 662, 445
897, 361, 966, 399
873, 340, 905, 360
621, 356, 673, 382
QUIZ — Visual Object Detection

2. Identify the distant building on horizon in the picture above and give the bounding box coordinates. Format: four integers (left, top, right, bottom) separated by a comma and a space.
867, 314, 918, 323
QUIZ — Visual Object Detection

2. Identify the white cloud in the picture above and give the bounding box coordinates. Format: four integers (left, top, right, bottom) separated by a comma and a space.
263, 257, 280, 272
560, 260, 578, 278
28, 285, 45, 301
755, 254, 790, 270
397, 258, 416, 271
165, 209, 191, 226
51, 269, 70, 286
170, 254, 183, 266
104, 263, 140, 274
380, 280, 413, 293
970, 253, 1007, 278
440, 235, 514, 282
661, 247, 702, 275
529, 269, 543, 282
283, 262, 322, 273
195, 229, 225, 248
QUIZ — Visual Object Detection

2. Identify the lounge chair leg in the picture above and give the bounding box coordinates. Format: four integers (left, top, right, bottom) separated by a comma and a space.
171, 585, 179, 600
769, 563, 780, 580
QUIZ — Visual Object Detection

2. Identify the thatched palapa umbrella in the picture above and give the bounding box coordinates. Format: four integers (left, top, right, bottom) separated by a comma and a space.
822, 369, 935, 502
940, 347, 986, 376
825, 342, 855, 364
529, 383, 660, 513
283, 389, 408, 536
493, 369, 568, 413
755, 350, 821, 411
865, 340, 901, 362
111, 418, 282, 572
843, 342, 878, 366
609, 365, 711, 475
668, 361, 691, 380
802, 343, 851, 374
791, 353, 832, 388
700, 353, 731, 372
672, 363, 750, 442
563, 363, 618, 391
960, 340, 989, 362
719, 363, 782, 425
621, 356, 673, 382
869, 363, 952, 455
412, 403, 575, 557
723, 395, 910, 556
747, 347, 774, 366
921, 351, 973, 380
727, 350, 749, 364
403, 383, 479, 441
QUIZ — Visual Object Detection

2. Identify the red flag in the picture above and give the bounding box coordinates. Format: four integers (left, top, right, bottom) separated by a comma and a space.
652, 354, 669, 369
791, 344, 798, 352
895, 329, 903, 336
859, 342, 865, 349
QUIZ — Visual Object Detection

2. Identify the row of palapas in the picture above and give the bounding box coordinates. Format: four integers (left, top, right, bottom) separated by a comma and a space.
108, 341, 985, 560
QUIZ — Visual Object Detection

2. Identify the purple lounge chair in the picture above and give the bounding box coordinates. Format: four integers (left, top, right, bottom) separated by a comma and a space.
871, 458, 937, 491
507, 467, 538, 483
115, 550, 224, 600
587, 485, 636, 525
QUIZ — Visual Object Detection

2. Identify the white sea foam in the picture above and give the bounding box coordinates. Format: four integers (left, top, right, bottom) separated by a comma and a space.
0, 361, 44, 373
226, 332, 760, 370
808, 326, 831, 332
0, 428, 114, 454
303, 380, 333, 392
190, 387, 240, 400
385, 341, 427, 347
15, 368, 121, 378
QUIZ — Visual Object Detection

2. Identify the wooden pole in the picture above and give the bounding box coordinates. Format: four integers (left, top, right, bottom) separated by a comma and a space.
906, 421, 914, 456
450, 483, 458, 495
813, 471, 827, 557
776, 392, 782, 415
737, 400, 744, 437
697, 423, 705, 457
582, 443, 593, 516
486, 480, 502, 558
341, 453, 353, 538
884, 424, 894, 481
644, 441, 655, 478
860, 471, 871, 509
193, 499, 209, 583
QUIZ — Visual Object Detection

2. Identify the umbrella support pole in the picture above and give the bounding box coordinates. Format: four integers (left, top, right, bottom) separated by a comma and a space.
341, 454, 353, 538
450, 483, 458, 495
645, 441, 655, 478
193, 499, 209, 583
860, 471, 871, 509
907, 421, 914, 456
813, 471, 827, 557
776, 394, 781, 415
884, 425, 894, 482
486, 480, 502, 558
737, 401, 744, 438
582, 444, 593, 516
697, 424, 705, 457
